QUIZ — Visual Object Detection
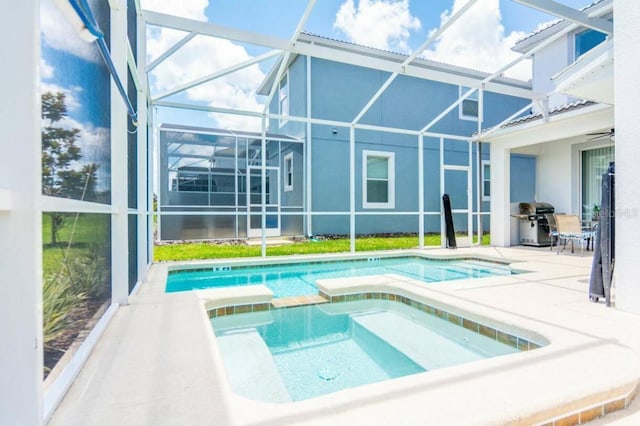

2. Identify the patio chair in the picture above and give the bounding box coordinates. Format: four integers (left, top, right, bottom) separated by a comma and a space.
554, 214, 596, 255
547, 214, 558, 251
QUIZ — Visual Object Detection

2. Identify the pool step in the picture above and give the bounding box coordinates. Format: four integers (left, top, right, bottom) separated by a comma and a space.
352, 311, 490, 370
216, 328, 291, 403
271, 294, 329, 308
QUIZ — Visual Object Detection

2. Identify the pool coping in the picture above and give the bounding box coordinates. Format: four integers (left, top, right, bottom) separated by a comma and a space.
49, 246, 640, 426
192, 263, 640, 426
164, 249, 519, 274
205, 287, 544, 352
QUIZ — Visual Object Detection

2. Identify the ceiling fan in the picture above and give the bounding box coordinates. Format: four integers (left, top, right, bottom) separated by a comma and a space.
586, 128, 614, 141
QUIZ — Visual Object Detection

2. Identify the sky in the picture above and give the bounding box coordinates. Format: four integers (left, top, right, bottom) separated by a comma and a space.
141, 0, 595, 130
40, 0, 113, 194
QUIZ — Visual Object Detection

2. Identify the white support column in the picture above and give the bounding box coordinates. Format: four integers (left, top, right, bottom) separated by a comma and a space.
305, 54, 313, 237
234, 136, 239, 238
261, 116, 267, 257
152, 108, 160, 244
350, 126, 356, 253
136, 6, 148, 281
439, 137, 445, 247
111, 0, 129, 304
489, 142, 511, 247
613, 0, 640, 314
0, 1, 43, 424
476, 87, 484, 244
418, 134, 425, 249
467, 140, 473, 242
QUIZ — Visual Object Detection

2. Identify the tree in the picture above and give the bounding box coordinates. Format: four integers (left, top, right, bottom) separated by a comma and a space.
41, 91, 99, 244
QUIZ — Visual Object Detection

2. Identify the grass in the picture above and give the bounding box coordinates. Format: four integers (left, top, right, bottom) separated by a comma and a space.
154, 233, 490, 262
42, 213, 110, 275
42, 213, 109, 245
42, 213, 112, 377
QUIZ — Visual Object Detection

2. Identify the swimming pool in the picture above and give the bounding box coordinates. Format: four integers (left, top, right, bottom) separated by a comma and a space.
211, 299, 527, 402
167, 256, 513, 297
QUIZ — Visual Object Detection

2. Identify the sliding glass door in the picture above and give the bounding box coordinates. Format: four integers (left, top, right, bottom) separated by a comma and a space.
582, 146, 614, 220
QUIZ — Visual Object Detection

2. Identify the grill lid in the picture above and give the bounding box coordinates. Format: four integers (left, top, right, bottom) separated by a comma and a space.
519, 202, 555, 215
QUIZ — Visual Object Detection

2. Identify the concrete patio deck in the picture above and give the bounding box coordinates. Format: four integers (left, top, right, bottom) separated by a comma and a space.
49, 246, 640, 425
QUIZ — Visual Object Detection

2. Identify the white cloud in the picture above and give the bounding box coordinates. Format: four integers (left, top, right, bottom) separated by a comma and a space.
144, 0, 267, 131
334, 0, 421, 53
40, 0, 101, 63
68, 119, 111, 192
41, 58, 55, 80
41, 82, 83, 112
421, 0, 531, 81
140, 0, 208, 20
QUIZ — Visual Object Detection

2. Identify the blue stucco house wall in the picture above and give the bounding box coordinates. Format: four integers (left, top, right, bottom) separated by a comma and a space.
266, 47, 534, 237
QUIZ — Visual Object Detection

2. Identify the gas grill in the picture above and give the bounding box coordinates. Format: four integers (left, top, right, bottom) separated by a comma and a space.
517, 202, 555, 247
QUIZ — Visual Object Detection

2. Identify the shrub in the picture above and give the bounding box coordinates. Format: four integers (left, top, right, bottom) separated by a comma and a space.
42, 269, 85, 351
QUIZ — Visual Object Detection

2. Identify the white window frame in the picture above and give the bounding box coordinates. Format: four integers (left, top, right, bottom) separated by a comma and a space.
278, 70, 289, 128
362, 150, 395, 209
284, 152, 293, 192
458, 86, 479, 121
481, 160, 490, 201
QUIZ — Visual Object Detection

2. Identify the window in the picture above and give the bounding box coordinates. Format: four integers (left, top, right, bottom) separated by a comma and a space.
459, 86, 478, 121
575, 29, 607, 59
482, 160, 490, 201
279, 72, 289, 127
284, 152, 293, 192
363, 150, 395, 209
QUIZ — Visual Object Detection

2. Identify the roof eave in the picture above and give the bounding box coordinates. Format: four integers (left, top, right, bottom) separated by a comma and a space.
256, 54, 299, 96
478, 102, 613, 145
512, 0, 613, 53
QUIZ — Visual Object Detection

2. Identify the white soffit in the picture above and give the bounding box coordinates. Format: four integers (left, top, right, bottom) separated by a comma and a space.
480, 103, 613, 148
553, 39, 614, 105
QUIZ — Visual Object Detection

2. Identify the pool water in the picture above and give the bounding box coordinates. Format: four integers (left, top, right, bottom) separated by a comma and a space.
167, 257, 512, 297
212, 300, 520, 402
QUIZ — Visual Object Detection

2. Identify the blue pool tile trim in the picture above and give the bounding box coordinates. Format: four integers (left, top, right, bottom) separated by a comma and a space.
207, 291, 543, 351
206, 294, 640, 426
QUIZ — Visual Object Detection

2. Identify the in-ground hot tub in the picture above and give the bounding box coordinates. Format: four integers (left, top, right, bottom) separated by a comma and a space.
210, 297, 544, 402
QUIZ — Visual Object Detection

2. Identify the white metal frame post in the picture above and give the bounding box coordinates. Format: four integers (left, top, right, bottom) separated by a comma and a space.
111, 0, 130, 304
439, 137, 445, 247
149, 91, 164, 245
260, 116, 267, 256
0, 1, 43, 424
418, 134, 425, 248
476, 87, 484, 245
467, 141, 473, 243
305, 54, 313, 237
350, 126, 356, 252
136, 3, 149, 281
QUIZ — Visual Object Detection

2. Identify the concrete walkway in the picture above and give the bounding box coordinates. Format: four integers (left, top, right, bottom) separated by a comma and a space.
49, 246, 640, 425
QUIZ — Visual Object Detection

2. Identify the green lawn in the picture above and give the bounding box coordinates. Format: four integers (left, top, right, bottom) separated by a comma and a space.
42, 213, 110, 275
154, 233, 490, 262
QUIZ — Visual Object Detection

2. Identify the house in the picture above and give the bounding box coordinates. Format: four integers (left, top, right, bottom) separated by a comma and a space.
479, 0, 614, 246
158, 32, 537, 241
